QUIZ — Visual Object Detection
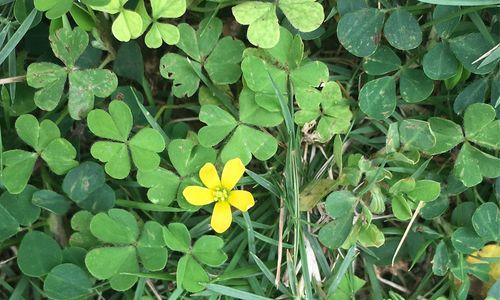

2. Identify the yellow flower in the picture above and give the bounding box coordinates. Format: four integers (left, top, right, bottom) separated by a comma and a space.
182, 158, 255, 233
467, 244, 500, 280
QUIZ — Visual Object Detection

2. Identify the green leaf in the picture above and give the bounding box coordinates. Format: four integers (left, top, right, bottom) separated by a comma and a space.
26, 62, 66, 111
88, 100, 165, 178
0, 205, 20, 242
49, 27, 88, 68
69, 211, 99, 249
453, 78, 488, 115
163, 222, 191, 253
400, 68, 434, 103
392, 195, 412, 221
137, 167, 180, 206
422, 43, 459, 80
383, 9, 422, 50
32, 189, 71, 215
90, 209, 139, 244
34, 0, 72, 19
41, 138, 79, 174
192, 235, 227, 267
358, 224, 385, 248
324, 190, 357, 218
159, 53, 201, 98
15, 114, 60, 151
62, 161, 115, 212
205, 36, 245, 85
330, 274, 366, 300
359, 76, 396, 120
407, 180, 441, 202
137, 221, 168, 271
278, 0, 324, 33
433, 5, 460, 39
0, 186, 40, 226
43, 263, 93, 300
68, 69, 118, 119
221, 124, 278, 164
399, 119, 436, 151
418, 0, 499, 5
471, 202, 499, 242
198, 104, 237, 147
463, 103, 499, 150
239, 88, 283, 127
1, 150, 38, 194
17, 231, 62, 277
85, 246, 139, 291
425, 117, 464, 155
167, 138, 216, 177
337, 8, 385, 57
363, 45, 401, 76
432, 240, 449, 276
145, 23, 180, 48
177, 255, 209, 292
449, 33, 497, 75
318, 213, 354, 249
451, 227, 484, 254
111, 10, 143, 42
232, 2, 279, 48
151, 0, 186, 19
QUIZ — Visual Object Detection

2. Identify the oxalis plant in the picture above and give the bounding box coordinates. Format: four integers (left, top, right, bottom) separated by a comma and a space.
0, 0, 499, 299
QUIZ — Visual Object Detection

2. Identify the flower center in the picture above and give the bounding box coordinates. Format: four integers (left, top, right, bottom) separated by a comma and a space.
214, 187, 229, 202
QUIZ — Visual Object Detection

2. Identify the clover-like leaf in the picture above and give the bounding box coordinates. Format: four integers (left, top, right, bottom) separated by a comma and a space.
232, 0, 323, 49
26, 27, 118, 119
422, 43, 459, 80
17, 231, 62, 277
85, 209, 167, 291
295, 82, 352, 142
359, 76, 396, 120
92, 0, 143, 42
69, 211, 99, 249
425, 117, 464, 155
2, 115, 78, 194
383, 8, 422, 51
337, 8, 385, 57
241, 27, 328, 111
449, 33, 498, 75
400, 68, 434, 103
177, 255, 209, 292
34, 0, 73, 19
137, 167, 180, 206
454, 143, 500, 187
143, 0, 185, 48
192, 235, 227, 267
87, 100, 165, 179
463, 103, 499, 150
399, 119, 436, 151
163, 222, 191, 253
363, 45, 401, 76
160, 18, 244, 97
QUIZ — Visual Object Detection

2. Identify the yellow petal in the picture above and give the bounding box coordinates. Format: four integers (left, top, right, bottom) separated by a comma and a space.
199, 163, 221, 190
228, 190, 255, 212
211, 201, 232, 233
221, 158, 245, 190
182, 186, 214, 206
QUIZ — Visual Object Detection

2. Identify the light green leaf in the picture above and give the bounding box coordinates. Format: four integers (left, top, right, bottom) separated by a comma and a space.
318, 213, 354, 249
137, 167, 180, 206
279, 0, 324, 33
205, 36, 245, 84
34, 0, 73, 19
359, 76, 396, 120
167, 138, 216, 177
325, 190, 357, 218
112, 10, 143, 42
129, 128, 165, 171
41, 138, 78, 175
159, 53, 201, 98
151, 0, 186, 19
358, 224, 385, 248
137, 221, 168, 271
239, 88, 283, 127
177, 255, 209, 292
392, 195, 412, 221
407, 180, 441, 202
163, 223, 191, 253
1, 150, 38, 194
90, 209, 139, 244
198, 104, 237, 147
232, 2, 279, 48
192, 235, 227, 267
221, 124, 278, 164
